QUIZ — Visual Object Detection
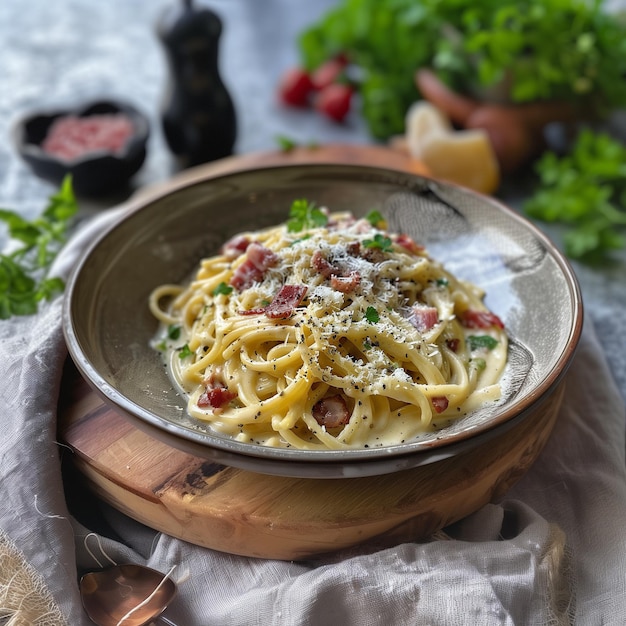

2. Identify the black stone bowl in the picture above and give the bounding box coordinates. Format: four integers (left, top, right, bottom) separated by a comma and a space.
13, 99, 149, 198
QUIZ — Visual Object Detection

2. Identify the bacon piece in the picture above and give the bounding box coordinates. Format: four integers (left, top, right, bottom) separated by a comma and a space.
221, 235, 250, 259
460, 309, 505, 330
247, 242, 279, 270
410, 305, 439, 332
394, 233, 424, 255
229, 242, 279, 290
345, 241, 361, 256
330, 271, 361, 293
432, 396, 449, 413
312, 395, 350, 428
198, 387, 236, 409
312, 248, 361, 293
311, 250, 336, 278
265, 284, 308, 319
230, 261, 264, 291
445, 338, 460, 353
198, 371, 236, 409
360, 246, 386, 264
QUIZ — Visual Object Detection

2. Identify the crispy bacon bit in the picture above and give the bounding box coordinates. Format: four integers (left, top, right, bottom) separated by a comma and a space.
312, 395, 350, 428
360, 246, 386, 264
247, 242, 279, 270
198, 387, 236, 409
221, 235, 250, 259
240, 284, 308, 318
330, 271, 361, 293
446, 338, 460, 353
410, 305, 439, 332
460, 309, 505, 330
265, 284, 308, 319
198, 371, 236, 409
312, 248, 361, 293
394, 233, 424, 255
345, 241, 361, 256
229, 242, 279, 290
432, 396, 449, 413
311, 250, 336, 278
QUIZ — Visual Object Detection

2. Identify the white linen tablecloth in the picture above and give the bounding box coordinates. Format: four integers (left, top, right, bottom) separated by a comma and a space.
1, 205, 625, 625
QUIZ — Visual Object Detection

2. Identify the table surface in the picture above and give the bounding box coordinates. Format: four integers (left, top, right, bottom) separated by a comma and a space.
1, 0, 625, 406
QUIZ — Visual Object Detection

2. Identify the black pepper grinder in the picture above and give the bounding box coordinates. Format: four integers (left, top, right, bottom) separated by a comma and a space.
157, 0, 237, 168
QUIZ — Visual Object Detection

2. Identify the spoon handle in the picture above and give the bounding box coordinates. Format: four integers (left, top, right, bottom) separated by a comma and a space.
154, 617, 178, 626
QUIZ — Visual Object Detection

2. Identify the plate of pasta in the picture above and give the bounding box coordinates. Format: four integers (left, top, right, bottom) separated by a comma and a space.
63, 163, 582, 478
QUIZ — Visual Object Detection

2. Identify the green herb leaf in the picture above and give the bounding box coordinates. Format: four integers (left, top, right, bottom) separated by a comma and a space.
467, 335, 499, 351
365, 306, 379, 323
362, 233, 393, 252
287, 199, 328, 233
213, 282, 234, 296
524, 129, 626, 261
471, 357, 487, 371
0, 175, 77, 319
276, 135, 297, 152
167, 324, 181, 340
178, 344, 193, 359
298, 1, 626, 139
364, 209, 385, 227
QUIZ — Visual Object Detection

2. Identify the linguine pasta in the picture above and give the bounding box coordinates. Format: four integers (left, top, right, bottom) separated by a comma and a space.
149, 203, 508, 450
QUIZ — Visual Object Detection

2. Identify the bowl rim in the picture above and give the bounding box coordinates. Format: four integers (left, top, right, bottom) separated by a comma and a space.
62, 162, 584, 477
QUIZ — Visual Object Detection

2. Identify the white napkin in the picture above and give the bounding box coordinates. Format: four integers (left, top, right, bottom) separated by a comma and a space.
1, 208, 625, 625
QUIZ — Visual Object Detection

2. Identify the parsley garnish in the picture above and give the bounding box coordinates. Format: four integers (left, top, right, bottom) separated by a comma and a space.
467, 335, 499, 351
213, 282, 233, 296
167, 325, 181, 340
276, 135, 297, 152
362, 233, 393, 252
471, 358, 487, 371
365, 209, 385, 228
0, 175, 77, 319
286, 199, 328, 233
299, 1, 626, 139
436, 278, 449, 287
524, 129, 626, 261
275, 136, 319, 152
178, 344, 193, 359
365, 306, 379, 323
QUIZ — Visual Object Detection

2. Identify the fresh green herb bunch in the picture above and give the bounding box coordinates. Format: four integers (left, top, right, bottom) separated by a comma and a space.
0, 176, 77, 318
298, 0, 626, 139
524, 129, 626, 261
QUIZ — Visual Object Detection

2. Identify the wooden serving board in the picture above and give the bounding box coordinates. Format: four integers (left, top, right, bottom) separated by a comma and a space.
58, 144, 560, 560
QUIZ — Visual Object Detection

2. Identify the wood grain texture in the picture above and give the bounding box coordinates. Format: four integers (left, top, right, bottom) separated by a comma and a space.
58, 145, 561, 560
59, 361, 563, 560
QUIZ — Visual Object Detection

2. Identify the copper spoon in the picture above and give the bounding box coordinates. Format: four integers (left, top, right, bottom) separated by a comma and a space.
80, 564, 177, 626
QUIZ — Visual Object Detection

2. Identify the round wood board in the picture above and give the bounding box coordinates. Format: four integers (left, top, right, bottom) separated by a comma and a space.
58, 144, 562, 560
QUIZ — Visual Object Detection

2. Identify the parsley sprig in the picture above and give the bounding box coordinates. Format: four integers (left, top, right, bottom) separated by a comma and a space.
364, 306, 380, 323
524, 129, 626, 261
286, 199, 328, 233
362, 233, 393, 252
467, 335, 499, 351
299, 0, 626, 139
0, 175, 77, 319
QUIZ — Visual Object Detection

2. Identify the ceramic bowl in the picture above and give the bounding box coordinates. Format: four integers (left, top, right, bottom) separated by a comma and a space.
13, 99, 149, 197
62, 164, 583, 478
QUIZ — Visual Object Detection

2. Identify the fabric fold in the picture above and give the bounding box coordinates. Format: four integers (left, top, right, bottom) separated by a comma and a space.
1, 205, 625, 625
